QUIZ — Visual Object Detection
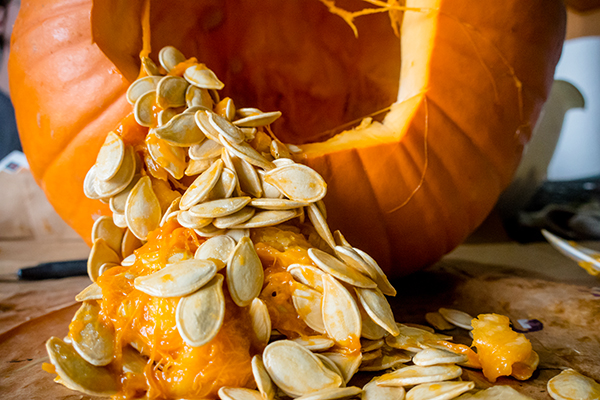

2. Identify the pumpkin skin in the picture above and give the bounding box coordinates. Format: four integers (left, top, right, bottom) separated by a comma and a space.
9, 0, 565, 276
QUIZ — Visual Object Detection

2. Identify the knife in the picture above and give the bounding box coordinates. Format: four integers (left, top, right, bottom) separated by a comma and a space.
17, 259, 88, 280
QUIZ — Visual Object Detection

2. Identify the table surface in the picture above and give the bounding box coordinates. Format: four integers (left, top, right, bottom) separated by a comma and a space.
0, 169, 599, 399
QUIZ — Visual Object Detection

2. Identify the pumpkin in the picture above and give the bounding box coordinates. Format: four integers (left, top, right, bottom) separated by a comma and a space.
8, 0, 565, 276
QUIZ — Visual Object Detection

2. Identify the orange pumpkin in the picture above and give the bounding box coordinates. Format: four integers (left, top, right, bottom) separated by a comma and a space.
8, 0, 565, 276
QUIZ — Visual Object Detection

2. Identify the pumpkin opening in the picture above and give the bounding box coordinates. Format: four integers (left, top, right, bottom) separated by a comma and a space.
92, 0, 402, 147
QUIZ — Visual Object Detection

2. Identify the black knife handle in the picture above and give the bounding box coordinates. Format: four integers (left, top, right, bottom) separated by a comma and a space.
17, 259, 89, 280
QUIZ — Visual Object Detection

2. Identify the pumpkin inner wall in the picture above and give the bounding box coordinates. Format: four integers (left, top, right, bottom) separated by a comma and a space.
96, 0, 402, 145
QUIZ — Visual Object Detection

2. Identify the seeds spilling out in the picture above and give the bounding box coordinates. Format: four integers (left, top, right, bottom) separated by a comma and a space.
46, 45, 540, 400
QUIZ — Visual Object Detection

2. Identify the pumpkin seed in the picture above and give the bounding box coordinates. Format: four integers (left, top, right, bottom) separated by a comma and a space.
335, 246, 374, 278
88, 238, 121, 282
259, 171, 283, 198
322, 274, 361, 347
121, 253, 136, 267
208, 168, 238, 200
296, 386, 362, 400
214, 207, 256, 229
230, 154, 263, 198
98, 262, 118, 277
270, 139, 292, 160
114, 213, 128, 230
249, 298, 271, 347
156, 75, 188, 109
292, 283, 326, 334
134, 259, 217, 298
362, 349, 383, 362
121, 345, 147, 374
184, 64, 225, 89
263, 340, 343, 397
209, 111, 245, 144
186, 157, 219, 176
315, 353, 345, 383
189, 196, 251, 218
237, 107, 263, 117
158, 46, 186, 72
133, 90, 156, 127
252, 355, 276, 400
230, 209, 298, 229
176, 274, 225, 347
154, 111, 206, 146
357, 296, 387, 340
426, 312, 456, 331
45, 337, 119, 396
109, 175, 140, 215
70, 302, 115, 366
167, 248, 194, 264
176, 210, 213, 229
194, 224, 226, 238
547, 369, 600, 400
307, 204, 336, 249
360, 345, 412, 372
94, 145, 136, 198
219, 387, 264, 400
362, 378, 406, 400
75, 282, 102, 302
353, 248, 397, 296
180, 159, 224, 209
412, 348, 469, 367
288, 264, 325, 292
405, 323, 436, 333
251, 198, 309, 210
455, 386, 534, 399
91, 216, 124, 257
292, 336, 335, 352
355, 287, 399, 336
95, 131, 125, 181
386, 325, 452, 353
233, 111, 282, 127
309, 248, 376, 289
361, 338, 385, 353
226, 228, 250, 242
226, 236, 264, 307
438, 308, 474, 330
127, 75, 162, 104
242, 127, 258, 141
321, 352, 363, 385
194, 235, 236, 269
186, 85, 214, 108
83, 165, 104, 200
146, 132, 187, 179
121, 228, 143, 258
406, 382, 474, 400
157, 108, 179, 126
141, 56, 160, 76
377, 365, 463, 387
215, 97, 236, 121
125, 176, 162, 240
189, 139, 223, 160
220, 133, 276, 171
195, 109, 223, 142
272, 158, 295, 168
334, 230, 352, 247
263, 164, 327, 203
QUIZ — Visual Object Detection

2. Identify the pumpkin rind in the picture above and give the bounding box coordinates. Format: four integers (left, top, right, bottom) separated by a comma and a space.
9, 0, 565, 276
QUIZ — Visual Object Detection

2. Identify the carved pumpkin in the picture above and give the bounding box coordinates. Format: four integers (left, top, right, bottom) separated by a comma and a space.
8, 0, 565, 276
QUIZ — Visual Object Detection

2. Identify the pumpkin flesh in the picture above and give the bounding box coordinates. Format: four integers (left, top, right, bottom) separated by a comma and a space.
9, 0, 565, 277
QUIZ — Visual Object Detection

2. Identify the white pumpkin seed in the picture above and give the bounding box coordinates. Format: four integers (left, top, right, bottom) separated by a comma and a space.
362, 349, 383, 362
315, 353, 345, 383
194, 224, 226, 238
125, 176, 162, 240
146, 132, 187, 179
176, 274, 225, 347
292, 336, 335, 352
362, 378, 406, 400
230, 209, 298, 229
220, 133, 276, 171
70, 302, 115, 366
259, 171, 283, 198
215, 97, 236, 121
353, 248, 397, 296
230, 154, 263, 198
75, 282, 102, 302
141, 56, 159, 76
180, 159, 224, 209
263, 164, 327, 203
252, 355, 276, 400
195, 235, 236, 269
213, 207, 256, 229
45, 337, 118, 396
184, 65, 225, 89
412, 348, 468, 366
158, 46, 186, 72
250, 198, 309, 210
250, 298, 271, 347
334, 230, 352, 247
547, 369, 600, 400
321, 352, 363, 385
95, 131, 125, 181
209, 111, 245, 144
186, 85, 214, 108
219, 387, 264, 400
233, 111, 282, 127
127, 76, 162, 105
176, 210, 213, 229
134, 259, 217, 297
195, 110, 223, 142
406, 381, 474, 400
309, 248, 376, 289
88, 238, 121, 282
156, 75, 188, 109
189, 196, 251, 218
226, 229, 250, 242
237, 107, 263, 117
272, 158, 295, 168
335, 246, 374, 278
377, 365, 463, 387
159, 196, 181, 227
355, 287, 399, 336
94, 145, 136, 198
322, 274, 361, 347
121, 228, 143, 258
227, 237, 264, 307
288, 264, 325, 292
438, 308, 474, 330
306, 204, 336, 249
121, 253, 136, 267
208, 168, 238, 200
386, 324, 452, 353
270, 139, 292, 160
91, 216, 124, 257
186, 157, 219, 176
189, 139, 223, 160
296, 386, 362, 400
292, 283, 326, 334
426, 312, 456, 331
83, 165, 104, 200
263, 340, 342, 397
361, 338, 385, 353
154, 112, 206, 146
133, 90, 156, 127
359, 345, 412, 372
157, 108, 179, 126
98, 262, 118, 277
109, 175, 140, 215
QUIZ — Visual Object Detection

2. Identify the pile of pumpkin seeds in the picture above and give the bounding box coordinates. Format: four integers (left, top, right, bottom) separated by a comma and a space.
45, 46, 600, 400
